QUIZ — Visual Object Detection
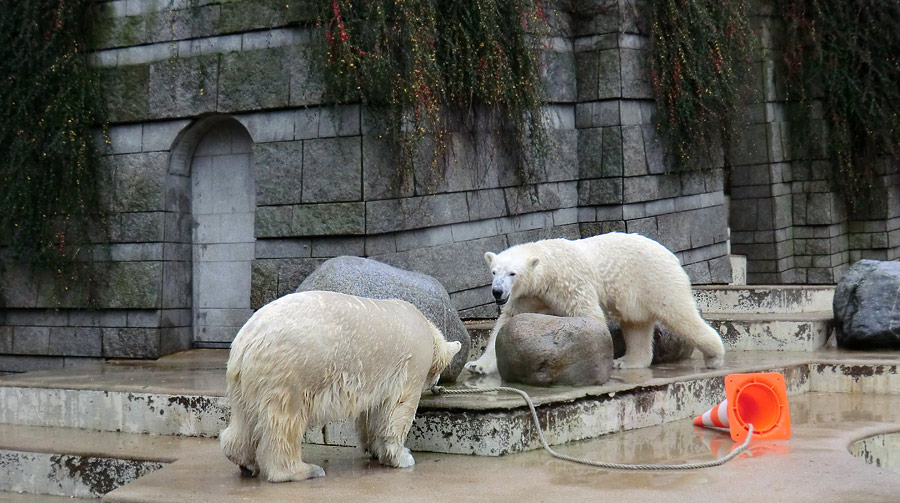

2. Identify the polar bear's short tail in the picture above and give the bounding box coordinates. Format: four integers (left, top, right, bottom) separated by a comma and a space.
663, 309, 726, 369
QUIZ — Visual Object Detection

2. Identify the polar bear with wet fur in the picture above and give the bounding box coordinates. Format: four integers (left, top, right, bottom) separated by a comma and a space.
465, 232, 725, 375
221, 290, 461, 482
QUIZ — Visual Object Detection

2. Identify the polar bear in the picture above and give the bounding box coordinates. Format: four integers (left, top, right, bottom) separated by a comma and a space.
220, 290, 462, 482
465, 232, 725, 375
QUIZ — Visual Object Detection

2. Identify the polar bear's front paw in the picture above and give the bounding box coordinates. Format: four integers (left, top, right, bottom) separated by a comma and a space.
465, 359, 497, 375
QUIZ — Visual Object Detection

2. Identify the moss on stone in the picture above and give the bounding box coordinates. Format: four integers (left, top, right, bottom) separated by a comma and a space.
96, 262, 163, 309
218, 47, 291, 112
100, 65, 151, 123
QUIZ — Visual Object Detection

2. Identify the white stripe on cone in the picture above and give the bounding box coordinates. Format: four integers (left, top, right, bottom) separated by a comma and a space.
695, 399, 730, 428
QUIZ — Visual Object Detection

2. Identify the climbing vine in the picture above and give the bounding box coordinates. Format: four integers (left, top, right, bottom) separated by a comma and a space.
0, 0, 107, 280
783, 0, 900, 214
312, 0, 550, 177
649, 0, 753, 170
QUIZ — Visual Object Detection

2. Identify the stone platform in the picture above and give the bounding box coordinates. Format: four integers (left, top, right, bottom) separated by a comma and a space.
0, 284, 846, 456
2, 350, 900, 502
3, 349, 900, 456
6, 284, 900, 501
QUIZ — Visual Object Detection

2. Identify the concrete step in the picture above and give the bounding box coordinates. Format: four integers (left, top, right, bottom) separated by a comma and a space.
0, 424, 204, 498
463, 320, 492, 363
4, 350, 900, 456
693, 285, 834, 315
729, 254, 747, 285
706, 312, 834, 351
0, 492, 93, 503
465, 310, 833, 360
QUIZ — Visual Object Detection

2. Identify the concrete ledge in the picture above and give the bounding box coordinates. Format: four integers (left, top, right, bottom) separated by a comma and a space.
693, 285, 835, 314
3, 350, 900, 456
0, 491, 90, 503
0, 423, 209, 498
706, 312, 833, 351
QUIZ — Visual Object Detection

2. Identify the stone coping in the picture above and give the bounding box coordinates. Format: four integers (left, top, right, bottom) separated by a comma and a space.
0, 423, 204, 463
692, 284, 836, 291
702, 311, 834, 320
1, 492, 89, 503
425, 349, 900, 410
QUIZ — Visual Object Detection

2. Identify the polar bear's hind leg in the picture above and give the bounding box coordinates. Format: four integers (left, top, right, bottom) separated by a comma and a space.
220, 403, 258, 477
368, 390, 419, 468
256, 399, 325, 482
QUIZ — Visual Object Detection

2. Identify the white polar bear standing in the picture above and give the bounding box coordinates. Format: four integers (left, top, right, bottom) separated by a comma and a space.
220, 290, 461, 482
465, 232, 725, 375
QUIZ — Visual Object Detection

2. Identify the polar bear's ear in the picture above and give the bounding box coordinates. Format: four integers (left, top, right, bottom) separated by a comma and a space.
528, 257, 540, 269
447, 340, 462, 357
484, 252, 496, 267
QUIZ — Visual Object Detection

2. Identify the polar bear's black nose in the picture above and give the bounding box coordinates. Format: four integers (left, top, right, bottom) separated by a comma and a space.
492, 288, 504, 300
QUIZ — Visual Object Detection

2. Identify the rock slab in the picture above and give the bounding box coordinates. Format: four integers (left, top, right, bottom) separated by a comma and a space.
608, 320, 696, 364
496, 313, 613, 387
296, 256, 470, 381
833, 259, 900, 349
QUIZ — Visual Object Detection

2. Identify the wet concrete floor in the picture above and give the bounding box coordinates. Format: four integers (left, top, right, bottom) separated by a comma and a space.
103, 392, 900, 503
5, 349, 900, 501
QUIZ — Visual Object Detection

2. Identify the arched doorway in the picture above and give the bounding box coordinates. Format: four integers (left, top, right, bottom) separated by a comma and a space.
189, 119, 255, 346
166, 116, 256, 348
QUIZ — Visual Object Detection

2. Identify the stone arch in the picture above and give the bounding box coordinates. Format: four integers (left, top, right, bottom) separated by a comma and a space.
166, 114, 256, 348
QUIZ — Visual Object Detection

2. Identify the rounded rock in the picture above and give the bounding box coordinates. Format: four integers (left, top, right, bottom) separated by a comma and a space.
496, 313, 613, 387
834, 259, 900, 349
297, 256, 470, 381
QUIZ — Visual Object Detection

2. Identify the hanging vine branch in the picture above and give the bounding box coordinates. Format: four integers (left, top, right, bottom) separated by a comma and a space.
783, 0, 900, 215
312, 0, 550, 176
649, 0, 753, 170
0, 0, 107, 276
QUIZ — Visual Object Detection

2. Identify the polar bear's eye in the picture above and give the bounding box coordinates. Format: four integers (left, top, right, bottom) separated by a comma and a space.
509, 272, 516, 276
491, 269, 497, 275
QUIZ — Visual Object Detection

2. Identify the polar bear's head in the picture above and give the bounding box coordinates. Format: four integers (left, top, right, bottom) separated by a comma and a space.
484, 248, 540, 306
426, 324, 462, 389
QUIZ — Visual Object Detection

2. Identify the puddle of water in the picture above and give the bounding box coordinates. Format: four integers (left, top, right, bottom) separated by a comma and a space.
528, 392, 900, 470
850, 432, 900, 473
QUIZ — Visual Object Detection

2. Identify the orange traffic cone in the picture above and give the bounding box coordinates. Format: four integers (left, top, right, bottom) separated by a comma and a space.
693, 372, 792, 442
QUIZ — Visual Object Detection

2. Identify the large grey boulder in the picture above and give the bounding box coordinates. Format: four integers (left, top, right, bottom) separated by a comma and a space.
296, 256, 470, 381
608, 320, 696, 364
834, 259, 900, 349
496, 314, 613, 387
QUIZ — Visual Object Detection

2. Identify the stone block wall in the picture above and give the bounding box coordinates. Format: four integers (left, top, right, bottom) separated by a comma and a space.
846, 161, 900, 263
727, 3, 802, 284
9, 0, 896, 372
571, 1, 732, 284
727, 1, 900, 284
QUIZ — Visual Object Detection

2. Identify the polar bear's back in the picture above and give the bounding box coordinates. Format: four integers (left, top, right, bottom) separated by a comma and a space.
576, 233, 692, 318
227, 291, 434, 422
578, 233, 685, 277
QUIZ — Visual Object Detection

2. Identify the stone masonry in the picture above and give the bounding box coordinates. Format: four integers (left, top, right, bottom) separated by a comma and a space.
0, 0, 896, 373
727, 1, 900, 284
